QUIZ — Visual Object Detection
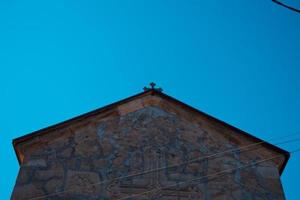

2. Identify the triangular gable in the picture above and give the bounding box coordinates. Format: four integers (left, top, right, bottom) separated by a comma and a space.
13, 89, 289, 174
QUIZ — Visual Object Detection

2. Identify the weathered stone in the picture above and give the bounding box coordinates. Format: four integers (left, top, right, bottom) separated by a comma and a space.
80, 158, 93, 171
186, 163, 200, 173
65, 170, 101, 197
74, 141, 99, 157
59, 147, 73, 158
11, 183, 44, 200
15, 167, 34, 185
118, 99, 144, 116
74, 126, 97, 143
47, 136, 69, 150
257, 166, 279, 179
64, 157, 80, 170
141, 95, 162, 107
93, 158, 108, 169
112, 154, 126, 166
97, 123, 106, 140
35, 161, 64, 180
44, 178, 63, 194
25, 158, 47, 167
100, 139, 113, 156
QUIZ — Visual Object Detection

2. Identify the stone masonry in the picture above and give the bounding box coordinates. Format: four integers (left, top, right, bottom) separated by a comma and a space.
11, 91, 288, 200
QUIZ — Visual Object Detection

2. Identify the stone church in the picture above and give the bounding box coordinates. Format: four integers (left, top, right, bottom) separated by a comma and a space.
12, 84, 289, 199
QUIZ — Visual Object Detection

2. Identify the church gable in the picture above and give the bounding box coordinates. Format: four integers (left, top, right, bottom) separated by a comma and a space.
12, 90, 288, 200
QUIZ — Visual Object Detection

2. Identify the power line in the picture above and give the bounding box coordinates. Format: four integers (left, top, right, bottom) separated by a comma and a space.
272, 0, 300, 13
28, 132, 300, 200
118, 147, 300, 200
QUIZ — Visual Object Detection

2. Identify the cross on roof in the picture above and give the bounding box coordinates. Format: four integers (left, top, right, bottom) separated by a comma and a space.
143, 82, 163, 92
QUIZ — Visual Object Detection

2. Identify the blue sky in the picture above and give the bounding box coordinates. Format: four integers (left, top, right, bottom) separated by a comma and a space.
1, 0, 300, 199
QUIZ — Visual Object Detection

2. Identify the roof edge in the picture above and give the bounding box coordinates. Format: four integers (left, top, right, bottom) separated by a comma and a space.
13, 90, 290, 175
158, 92, 290, 175
13, 90, 155, 164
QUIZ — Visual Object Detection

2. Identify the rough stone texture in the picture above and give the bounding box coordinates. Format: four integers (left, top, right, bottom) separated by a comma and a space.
11, 95, 286, 199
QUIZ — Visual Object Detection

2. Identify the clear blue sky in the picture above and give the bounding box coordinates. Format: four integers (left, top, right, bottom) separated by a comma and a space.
1, 0, 300, 199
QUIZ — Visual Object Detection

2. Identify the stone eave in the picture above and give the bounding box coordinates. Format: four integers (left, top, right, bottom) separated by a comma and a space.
12, 89, 290, 175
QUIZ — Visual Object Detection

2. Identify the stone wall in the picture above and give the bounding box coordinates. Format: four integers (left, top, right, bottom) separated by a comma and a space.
12, 95, 286, 199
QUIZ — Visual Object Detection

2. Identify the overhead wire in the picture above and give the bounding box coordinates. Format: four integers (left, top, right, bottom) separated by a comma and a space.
118, 147, 300, 200
272, 0, 300, 13
28, 132, 300, 200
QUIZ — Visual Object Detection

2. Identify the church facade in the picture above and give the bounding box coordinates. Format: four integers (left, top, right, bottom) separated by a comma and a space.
12, 87, 289, 199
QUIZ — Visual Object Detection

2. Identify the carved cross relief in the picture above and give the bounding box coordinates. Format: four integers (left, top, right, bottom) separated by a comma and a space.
107, 146, 200, 200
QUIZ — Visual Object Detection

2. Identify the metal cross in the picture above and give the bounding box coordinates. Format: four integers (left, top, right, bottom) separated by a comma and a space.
143, 82, 163, 92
